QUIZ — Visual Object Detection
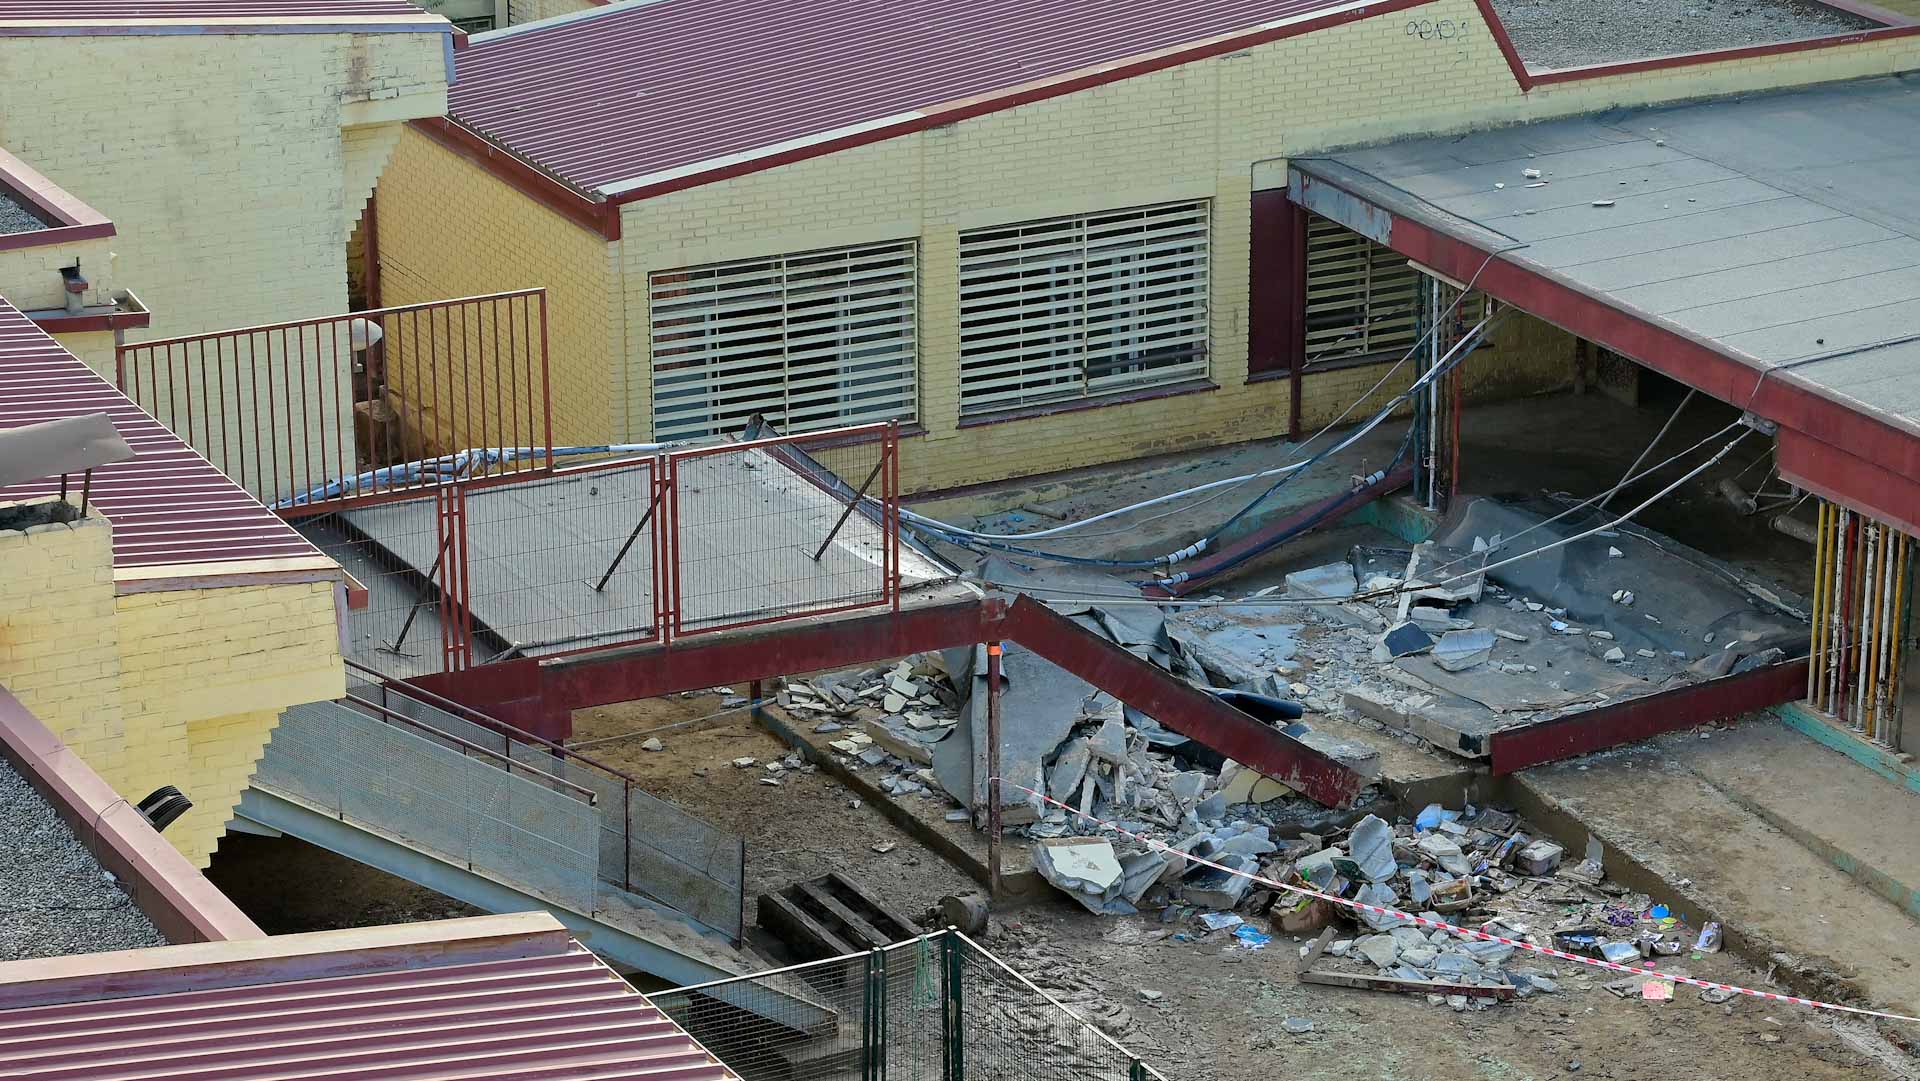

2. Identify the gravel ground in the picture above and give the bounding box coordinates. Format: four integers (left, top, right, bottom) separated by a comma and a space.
0, 759, 168, 961
0, 191, 49, 236
1489, 0, 1878, 70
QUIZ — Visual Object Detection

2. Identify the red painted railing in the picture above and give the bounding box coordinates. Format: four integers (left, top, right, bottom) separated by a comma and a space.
115, 289, 551, 513
316, 421, 902, 682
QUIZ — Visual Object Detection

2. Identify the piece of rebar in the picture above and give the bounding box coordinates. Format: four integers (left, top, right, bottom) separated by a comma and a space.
812, 456, 887, 562
594, 487, 663, 591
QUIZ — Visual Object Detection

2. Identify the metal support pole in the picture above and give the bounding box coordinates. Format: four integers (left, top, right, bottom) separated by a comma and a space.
388, 531, 452, 654
813, 454, 888, 562
985, 642, 1003, 900
941, 932, 964, 1081
1426, 276, 1440, 511
593, 486, 662, 591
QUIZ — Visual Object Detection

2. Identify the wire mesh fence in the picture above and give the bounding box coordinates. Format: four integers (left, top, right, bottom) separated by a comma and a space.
651, 930, 1168, 1081
256, 699, 602, 911
666, 422, 899, 637
342, 666, 745, 940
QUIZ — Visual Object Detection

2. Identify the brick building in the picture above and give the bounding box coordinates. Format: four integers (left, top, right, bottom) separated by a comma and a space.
372, 0, 1920, 493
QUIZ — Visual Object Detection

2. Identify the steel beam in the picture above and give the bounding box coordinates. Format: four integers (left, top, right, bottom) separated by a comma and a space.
543, 597, 997, 707
1488, 658, 1812, 775
998, 596, 1369, 807
538, 591, 1371, 807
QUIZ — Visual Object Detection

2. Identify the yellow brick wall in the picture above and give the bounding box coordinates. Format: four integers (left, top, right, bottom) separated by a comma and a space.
376, 123, 622, 449
115, 579, 344, 866
0, 509, 138, 794
51, 329, 118, 380
0, 31, 447, 502
0, 233, 115, 312
415, 0, 1920, 494
0, 499, 344, 867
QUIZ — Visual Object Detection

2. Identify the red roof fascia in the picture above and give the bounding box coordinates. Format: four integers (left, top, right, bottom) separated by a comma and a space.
1313, 180, 1920, 528
0, 685, 263, 946
409, 117, 621, 241
450, 0, 1436, 206
0, 146, 113, 254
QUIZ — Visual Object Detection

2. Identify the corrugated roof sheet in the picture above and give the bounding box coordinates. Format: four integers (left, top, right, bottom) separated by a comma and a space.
0, 296, 322, 570
450, 0, 1379, 195
0, 940, 740, 1081
0, 1, 431, 19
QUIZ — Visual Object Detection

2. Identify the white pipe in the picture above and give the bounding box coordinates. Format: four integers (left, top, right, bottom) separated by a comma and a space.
1876, 533, 1898, 740
1830, 508, 1849, 716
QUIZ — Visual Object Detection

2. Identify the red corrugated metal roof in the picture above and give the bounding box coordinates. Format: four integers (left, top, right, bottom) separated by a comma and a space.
450, 0, 1395, 198
0, 941, 740, 1081
0, 1, 431, 19
0, 296, 323, 571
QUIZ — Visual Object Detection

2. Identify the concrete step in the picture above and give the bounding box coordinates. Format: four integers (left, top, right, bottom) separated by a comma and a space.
1507, 727, 1920, 1018
1656, 719, 1920, 925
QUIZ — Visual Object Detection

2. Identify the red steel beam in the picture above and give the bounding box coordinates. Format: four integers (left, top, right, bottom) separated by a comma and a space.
537, 592, 1371, 807
997, 595, 1367, 807
543, 597, 998, 707
1488, 658, 1811, 775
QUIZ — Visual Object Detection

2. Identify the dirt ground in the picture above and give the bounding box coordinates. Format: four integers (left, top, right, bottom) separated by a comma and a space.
571, 690, 977, 939
206, 834, 482, 933
568, 691, 1914, 1081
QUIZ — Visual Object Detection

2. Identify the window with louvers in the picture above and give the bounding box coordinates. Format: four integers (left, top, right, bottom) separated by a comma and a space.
649, 241, 918, 442
1303, 213, 1424, 365
958, 201, 1211, 415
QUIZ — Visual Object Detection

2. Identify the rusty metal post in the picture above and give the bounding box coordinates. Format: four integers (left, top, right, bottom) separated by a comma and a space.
985, 641, 1003, 899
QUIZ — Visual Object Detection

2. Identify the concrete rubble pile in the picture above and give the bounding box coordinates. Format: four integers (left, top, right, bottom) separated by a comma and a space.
1154, 800, 1711, 1011
777, 659, 958, 798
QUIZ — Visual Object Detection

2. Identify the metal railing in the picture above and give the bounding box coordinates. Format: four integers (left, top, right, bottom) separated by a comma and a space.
662, 422, 900, 639
115, 289, 551, 510
346, 659, 746, 941
318, 421, 903, 682
1808, 500, 1913, 746
652, 929, 1169, 1081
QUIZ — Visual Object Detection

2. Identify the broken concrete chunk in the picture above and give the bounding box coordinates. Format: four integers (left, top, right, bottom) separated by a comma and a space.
1602, 647, 1626, 663
1608, 546, 1624, 558
1047, 738, 1092, 802
1183, 853, 1257, 909
1033, 838, 1129, 915
1285, 562, 1358, 600
1416, 834, 1473, 876
1382, 621, 1434, 658
1493, 629, 1528, 642
732, 757, 756, 768
1355, 934, 1400, 969
1588, 630, 1614, 641
882, 692, 908, 713
1433, 628, 1495, 672
1349, 814, 1398, 882
640, 737, 665, 752
1355, 882, 1412, 931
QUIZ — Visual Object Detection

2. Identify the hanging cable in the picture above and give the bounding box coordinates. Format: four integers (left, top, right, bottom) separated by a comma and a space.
900, 250, 1514, 545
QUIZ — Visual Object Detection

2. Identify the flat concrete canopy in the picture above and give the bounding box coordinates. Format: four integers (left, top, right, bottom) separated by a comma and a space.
1291, 75, 1920, 534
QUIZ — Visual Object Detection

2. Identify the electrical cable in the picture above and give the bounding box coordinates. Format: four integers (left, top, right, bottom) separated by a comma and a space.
968, 422, 1749, 607
899, 251, 1513, 546
912, 306, 1510, 570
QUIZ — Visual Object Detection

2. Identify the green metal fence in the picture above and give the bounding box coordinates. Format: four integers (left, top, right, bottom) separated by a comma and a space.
652, 930, 1171, 1081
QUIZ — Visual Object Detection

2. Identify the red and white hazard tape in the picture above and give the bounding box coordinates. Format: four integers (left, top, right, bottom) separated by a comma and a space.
995, 779, 1920, 1024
